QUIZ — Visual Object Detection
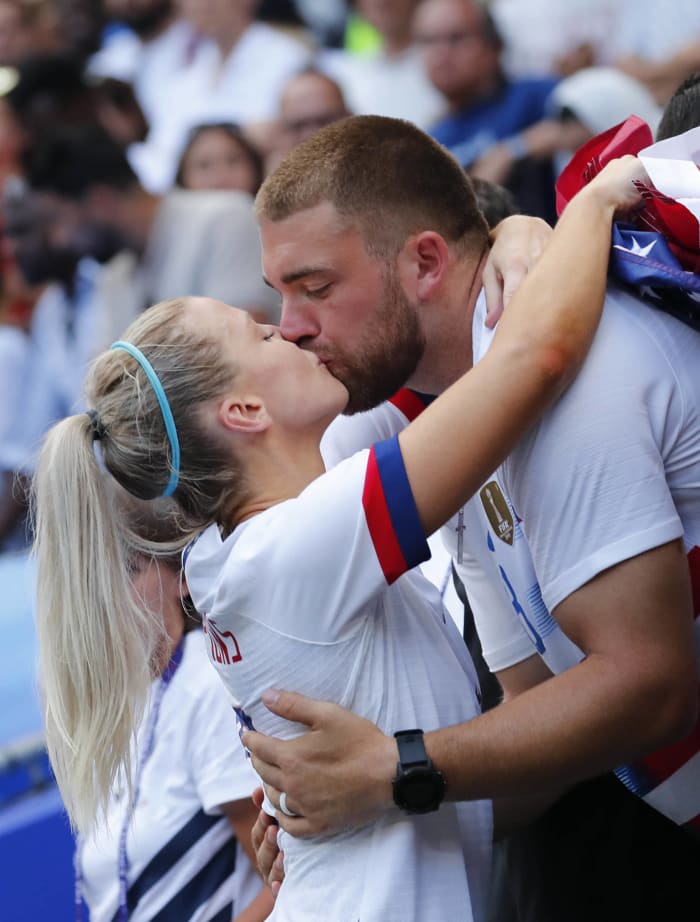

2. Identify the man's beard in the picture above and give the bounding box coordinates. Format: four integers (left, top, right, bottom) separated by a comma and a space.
337, 265, 426, 415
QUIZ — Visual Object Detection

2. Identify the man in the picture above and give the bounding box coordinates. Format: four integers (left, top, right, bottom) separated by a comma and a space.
244, 115, 700, 920
414, 0, 559, 221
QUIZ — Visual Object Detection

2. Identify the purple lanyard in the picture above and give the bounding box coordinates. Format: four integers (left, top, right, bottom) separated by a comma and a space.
75, 637, 185, 921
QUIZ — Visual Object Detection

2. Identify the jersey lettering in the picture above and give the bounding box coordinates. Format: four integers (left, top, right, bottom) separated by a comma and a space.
203, 616, 242, 664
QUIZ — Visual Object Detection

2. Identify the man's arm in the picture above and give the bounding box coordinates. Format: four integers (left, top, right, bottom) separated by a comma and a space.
244, 540, 696, 836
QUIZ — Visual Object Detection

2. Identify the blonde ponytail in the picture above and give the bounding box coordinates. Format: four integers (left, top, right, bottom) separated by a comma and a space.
32, 414, 165, 833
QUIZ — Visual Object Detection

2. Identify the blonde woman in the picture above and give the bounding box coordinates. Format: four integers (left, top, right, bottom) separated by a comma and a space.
33, 155, 645, 921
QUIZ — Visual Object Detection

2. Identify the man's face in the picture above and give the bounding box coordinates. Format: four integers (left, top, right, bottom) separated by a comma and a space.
260, 201, 426, 414
413, 0, 498, 104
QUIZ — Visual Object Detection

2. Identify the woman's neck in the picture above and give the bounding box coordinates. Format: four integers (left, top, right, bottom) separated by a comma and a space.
230, 437, 327, 529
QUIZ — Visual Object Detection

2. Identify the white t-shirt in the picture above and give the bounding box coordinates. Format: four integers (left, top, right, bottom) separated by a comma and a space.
326, 283, 700, 831
492, 284, 700, 829
79, 630, 262, 921
185, 441, 492, 922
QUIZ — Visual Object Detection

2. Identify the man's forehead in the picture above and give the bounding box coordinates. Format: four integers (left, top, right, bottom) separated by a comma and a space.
260, 202, 364, 260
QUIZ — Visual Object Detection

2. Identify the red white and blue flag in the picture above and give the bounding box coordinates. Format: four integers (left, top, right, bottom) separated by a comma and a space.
556, 117, 700, 329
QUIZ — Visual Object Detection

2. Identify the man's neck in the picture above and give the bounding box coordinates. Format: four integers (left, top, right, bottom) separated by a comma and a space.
407, 249, 487, 395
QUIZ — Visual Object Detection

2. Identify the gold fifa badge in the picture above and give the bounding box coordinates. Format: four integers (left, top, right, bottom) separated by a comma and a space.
480, 481, 514, 545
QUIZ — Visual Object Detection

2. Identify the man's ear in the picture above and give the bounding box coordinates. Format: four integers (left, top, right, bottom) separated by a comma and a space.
218, 395, 271, 434
397, 231, 450, 299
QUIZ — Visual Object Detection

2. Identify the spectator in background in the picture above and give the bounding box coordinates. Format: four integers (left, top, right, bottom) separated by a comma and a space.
414, 0, 558, 220
75, 499, 273, 922
488, 0, 613, 79
174, 122, 264, 194
319, 0, 444, 129
154, 0, 310, 185
470, 65, 661, 192
266, 67, 350, 173
88, 0, 196, 192
0, 0, 56, 64
18, 126, 279, 323
606, 0, 700, 106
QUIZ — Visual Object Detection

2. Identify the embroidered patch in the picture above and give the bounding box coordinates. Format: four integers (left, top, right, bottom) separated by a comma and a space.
479, 480, 514, 545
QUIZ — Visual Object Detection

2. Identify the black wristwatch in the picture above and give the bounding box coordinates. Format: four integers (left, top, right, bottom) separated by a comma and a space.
392, 729, 446, 814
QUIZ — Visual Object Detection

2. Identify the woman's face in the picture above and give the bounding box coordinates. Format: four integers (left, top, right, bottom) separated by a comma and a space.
186, 297, 349, 434
131, 556, 186, 671
179, 127, 259, 193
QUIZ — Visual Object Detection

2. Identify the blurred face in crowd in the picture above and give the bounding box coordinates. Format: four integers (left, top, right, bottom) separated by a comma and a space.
355, 0, 421, 44
178, 125, 260, 193
260, 200, 426, 414
176, 0, 254, 39
0, 0, 32, 63
279, 72, 349, 150
413, 0, 500, 106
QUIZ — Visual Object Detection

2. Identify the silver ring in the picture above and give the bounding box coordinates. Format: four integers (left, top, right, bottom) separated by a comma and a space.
279, 792, 298, 817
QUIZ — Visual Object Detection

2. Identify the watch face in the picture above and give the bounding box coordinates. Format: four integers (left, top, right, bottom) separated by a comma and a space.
395, 768, 445, 813
401, 775, 441, 810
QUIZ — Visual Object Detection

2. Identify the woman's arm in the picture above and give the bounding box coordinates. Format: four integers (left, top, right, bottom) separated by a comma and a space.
400, 155, 646, 539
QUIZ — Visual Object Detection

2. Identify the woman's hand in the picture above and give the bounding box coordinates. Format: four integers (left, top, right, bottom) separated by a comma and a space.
483, 215, 554, 328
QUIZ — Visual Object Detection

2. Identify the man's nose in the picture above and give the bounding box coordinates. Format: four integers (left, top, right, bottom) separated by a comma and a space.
279, 297, 320, 343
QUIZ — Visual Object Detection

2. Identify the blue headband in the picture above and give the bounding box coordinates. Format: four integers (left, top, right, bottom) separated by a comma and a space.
110, 340, 181, 498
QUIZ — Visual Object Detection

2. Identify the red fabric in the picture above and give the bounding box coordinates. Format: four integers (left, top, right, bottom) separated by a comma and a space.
555, 116, 700, 272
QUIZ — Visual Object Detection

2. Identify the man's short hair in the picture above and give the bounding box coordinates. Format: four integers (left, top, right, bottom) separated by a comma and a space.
255, 114, 489, 258
23, 125, 138, 199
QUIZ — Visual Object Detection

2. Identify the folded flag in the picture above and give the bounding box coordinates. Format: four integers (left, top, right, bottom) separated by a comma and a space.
555, 116, 700, 328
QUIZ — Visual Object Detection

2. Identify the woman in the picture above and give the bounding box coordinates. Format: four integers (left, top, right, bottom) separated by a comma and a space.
33, 156, 645, 921
74, 504, 273, 921
175, 122, 264, 194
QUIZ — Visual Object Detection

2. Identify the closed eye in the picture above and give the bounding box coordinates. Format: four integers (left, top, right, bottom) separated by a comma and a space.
306, 283, 331, 299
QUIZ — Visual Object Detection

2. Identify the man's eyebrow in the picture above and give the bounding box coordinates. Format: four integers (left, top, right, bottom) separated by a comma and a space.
263, 266, 327, 287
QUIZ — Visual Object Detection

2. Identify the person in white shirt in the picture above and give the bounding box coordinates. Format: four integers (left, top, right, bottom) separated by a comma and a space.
30, 121, 642, 920
76, 518, 273, 921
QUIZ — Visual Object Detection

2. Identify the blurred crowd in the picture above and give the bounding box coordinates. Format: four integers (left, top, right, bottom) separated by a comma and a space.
0, 0, 698, 555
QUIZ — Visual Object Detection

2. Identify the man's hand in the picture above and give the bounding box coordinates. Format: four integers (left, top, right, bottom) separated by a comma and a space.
242, 690, 396, 838
483, 215, 553, 327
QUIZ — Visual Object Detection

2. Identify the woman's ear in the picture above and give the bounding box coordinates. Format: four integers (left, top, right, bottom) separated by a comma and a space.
397, 230, 450, 300
218, 394, 271, 434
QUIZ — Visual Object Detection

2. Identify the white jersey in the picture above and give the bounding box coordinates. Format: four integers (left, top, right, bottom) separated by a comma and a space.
185, 441, 492, 922
80, 631, 263, 921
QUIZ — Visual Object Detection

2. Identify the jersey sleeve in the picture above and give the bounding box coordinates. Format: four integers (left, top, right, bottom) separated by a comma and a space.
232, 437, 431, 642
320, 391, 418, 467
